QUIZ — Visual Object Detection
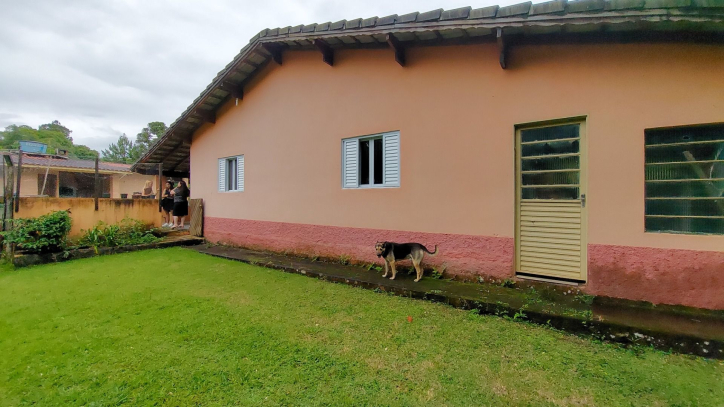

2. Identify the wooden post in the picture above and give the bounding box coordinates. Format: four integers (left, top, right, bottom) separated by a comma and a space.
3, 155, 14, 229
14, 149, 22, 213
2, 156, 10, 231
94, 155, 99, 211
158, 163, 163, 212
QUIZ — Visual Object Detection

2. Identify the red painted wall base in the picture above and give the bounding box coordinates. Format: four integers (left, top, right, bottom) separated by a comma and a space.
205, 217, 724, 310
588, 244, 724, 310
205, 217, 513, 279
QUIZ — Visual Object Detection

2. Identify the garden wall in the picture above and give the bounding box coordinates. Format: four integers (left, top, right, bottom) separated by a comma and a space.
15, 197, 162, 237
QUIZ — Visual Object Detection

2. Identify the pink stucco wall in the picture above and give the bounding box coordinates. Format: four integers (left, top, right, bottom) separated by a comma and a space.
191, 42, 724, 309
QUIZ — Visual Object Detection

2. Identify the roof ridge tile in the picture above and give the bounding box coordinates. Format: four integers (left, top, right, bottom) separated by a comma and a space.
441, 6, 473, 20
530, 0, 568, 15
417, 8, 444, 22
497, 1, 533, 17
469, 5, 500, 18
397, 11, 419, 23
330, 20, 346, 30
361, 16, 378, 27
377, 14, 398, 25
346, 18, 362, 29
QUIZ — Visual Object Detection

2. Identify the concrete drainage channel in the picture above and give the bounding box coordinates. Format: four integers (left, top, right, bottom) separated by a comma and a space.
189, 244, 724, 359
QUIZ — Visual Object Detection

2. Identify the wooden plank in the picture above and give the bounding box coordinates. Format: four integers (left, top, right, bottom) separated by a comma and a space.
188, 199, 204, 237
313, 39, 334, 66
3, 155, 14, 230
218, 81, 244, 99
94, 156, 100, 211
386, 34, 406, 66
158, 163, 162, 212
14, 150, 22, 213
192, 109, 216, 124
496, 28, 507, 69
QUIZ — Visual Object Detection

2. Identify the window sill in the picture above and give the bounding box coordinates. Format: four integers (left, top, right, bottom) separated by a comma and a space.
343, 185, 399, 190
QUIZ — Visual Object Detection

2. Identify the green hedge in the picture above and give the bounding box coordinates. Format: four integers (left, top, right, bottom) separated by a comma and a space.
2, 210, 72, 253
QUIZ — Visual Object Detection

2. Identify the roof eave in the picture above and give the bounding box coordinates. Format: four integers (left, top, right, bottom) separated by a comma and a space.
132, 3, 724, 174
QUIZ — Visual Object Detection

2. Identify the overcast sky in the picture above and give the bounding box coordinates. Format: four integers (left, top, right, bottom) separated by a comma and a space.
0, 0, 520, 152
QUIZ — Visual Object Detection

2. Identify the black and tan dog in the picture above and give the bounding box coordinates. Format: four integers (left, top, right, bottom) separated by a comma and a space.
375, 241, 437, 282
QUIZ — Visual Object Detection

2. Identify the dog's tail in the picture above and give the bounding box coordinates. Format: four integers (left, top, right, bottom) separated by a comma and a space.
423, 245, 438, 256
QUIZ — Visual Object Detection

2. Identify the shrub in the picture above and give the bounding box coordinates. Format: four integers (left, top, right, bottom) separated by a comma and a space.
2, 210, 72, 253
79, 218, 159, 251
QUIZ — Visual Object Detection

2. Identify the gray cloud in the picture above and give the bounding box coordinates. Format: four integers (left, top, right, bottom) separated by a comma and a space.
0, 0, 514, 152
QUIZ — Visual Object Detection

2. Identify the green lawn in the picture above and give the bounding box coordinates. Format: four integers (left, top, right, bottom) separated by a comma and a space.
0, 249, 722, 406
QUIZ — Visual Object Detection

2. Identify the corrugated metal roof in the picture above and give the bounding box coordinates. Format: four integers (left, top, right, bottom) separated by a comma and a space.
133, 0, 724, 176
8, 153, 132, 173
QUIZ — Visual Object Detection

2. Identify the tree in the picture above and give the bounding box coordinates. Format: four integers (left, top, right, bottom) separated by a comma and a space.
38, 120, 72, 139
130, 121, 167, 162
101, 134, 135, 164
0, 121, 98, 159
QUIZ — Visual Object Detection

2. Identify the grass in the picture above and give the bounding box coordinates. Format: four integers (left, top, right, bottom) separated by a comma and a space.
0, 248, 722, 406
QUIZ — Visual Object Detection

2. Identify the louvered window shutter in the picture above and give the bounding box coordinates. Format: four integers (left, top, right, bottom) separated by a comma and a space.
383, 132, 400, 187
342, 139, 359, 188
237, 155, 244, 191
218, 158, 226, 192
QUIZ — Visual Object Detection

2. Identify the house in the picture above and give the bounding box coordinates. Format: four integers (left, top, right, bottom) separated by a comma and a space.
133, 1, 724, 310
2, 150, 157, 199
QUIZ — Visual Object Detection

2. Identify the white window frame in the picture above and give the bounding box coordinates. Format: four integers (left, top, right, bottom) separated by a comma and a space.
218, 155, 244, 193
341, 131, 400, 189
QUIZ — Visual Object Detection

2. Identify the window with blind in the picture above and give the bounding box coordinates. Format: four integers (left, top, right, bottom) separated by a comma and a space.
218, 155, 244, 192
342, 131, 400, 189
645, 124, 724, 234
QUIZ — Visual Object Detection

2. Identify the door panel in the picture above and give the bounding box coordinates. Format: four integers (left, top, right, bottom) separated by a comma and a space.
516, 120, 587, 282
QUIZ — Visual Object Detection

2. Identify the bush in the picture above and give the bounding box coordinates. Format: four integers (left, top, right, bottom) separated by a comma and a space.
2, 210, 72, 253
78, 218, 159, 251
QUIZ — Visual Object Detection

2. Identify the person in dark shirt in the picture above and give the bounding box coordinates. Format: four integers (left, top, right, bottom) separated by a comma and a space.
161, 181, 175, 227
170, 180, 190, 229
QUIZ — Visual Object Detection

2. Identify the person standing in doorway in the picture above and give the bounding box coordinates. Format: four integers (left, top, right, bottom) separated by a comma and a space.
161, 181, 175, 227
171, 180, 190, 229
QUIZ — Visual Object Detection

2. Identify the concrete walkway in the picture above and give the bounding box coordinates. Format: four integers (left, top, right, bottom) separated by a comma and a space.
189, 244, 724, 359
